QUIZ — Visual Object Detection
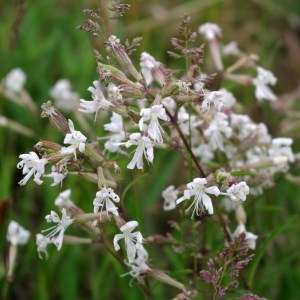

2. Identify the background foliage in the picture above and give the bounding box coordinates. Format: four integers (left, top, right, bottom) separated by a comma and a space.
1, 0, 300, 299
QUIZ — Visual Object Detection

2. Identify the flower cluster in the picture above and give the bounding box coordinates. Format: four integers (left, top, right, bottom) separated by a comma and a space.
9, 15, 297, 299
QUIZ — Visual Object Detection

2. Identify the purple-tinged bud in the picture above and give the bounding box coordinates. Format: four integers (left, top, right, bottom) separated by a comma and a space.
41, 101, 69, 134
105, 35, 142, 81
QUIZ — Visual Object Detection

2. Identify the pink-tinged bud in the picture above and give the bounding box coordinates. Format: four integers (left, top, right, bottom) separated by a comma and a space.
105, 35, 142, 81
34, 140, 63, 152
41, 101, 69, 134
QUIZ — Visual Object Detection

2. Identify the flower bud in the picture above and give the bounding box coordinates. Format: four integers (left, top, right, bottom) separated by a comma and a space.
106, 35, 142, 81
41, 101, 69, 134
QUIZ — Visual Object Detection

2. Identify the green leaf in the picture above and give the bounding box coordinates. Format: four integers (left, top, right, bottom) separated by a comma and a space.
248, 214, 299, 287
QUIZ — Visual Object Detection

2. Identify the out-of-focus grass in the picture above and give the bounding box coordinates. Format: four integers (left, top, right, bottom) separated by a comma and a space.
1, 0, 300, 299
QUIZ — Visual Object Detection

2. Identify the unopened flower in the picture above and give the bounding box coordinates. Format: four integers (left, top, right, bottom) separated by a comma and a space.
114, 220, 143, 263
7, 220, 30, 246
60, 119, 87, 160
233, 223, 258, 250
125, 133, 154, 170
43, 208, 73, 250
36, 234, 51, 259
252, 67, 277, 101
139, 105, 169, 143
162, 185, 178, 211
79, 80, 112, 121
3, 68, 26, 93
225, 182, 250, 202
17, 151, 48, 185
93, 187, 120, 216
177, 178, 220, 217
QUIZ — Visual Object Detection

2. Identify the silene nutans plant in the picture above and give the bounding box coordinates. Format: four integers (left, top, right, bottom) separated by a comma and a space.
2, 2, 300, 300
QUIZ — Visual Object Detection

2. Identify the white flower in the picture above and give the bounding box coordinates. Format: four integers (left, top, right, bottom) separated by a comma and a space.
253, 67, 277, 101
42, 208, 73, 250
3, 68, 26, 93
93, 187, 120, 216
139, 105, 169, 143
17, 151, 48, 185
222, 41, 241, 56
113, 221, 143, 263
162, 185, 178, 211
225, 182, 250, 202
108, 84, 123, 101
140, 52, 165, 86
44, 166, 66, 187
54, 189, 74, 209
127, 245, 149, 278
219, 88, 236, 108
204, 112, 232, 151
104, 112, 124, 134
49, 79, 78, 112
36, 234, 51, 259
233, 223, 258, 250
269, 137, 294, 163
202, 91, 225, 112
60, 119, 87, 160
198, 23, 221, 40
7, 220, 30, 246
125, 133, 154, 170
176, 178, 220, 217
79, 80, 112, 121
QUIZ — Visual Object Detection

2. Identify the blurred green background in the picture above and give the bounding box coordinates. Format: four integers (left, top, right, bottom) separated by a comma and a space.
1, 0, 300, 299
